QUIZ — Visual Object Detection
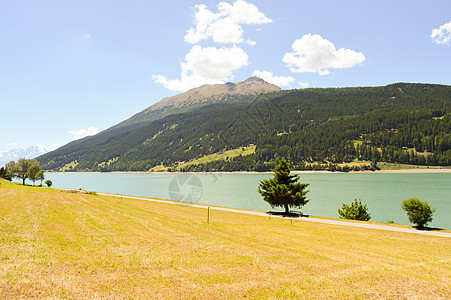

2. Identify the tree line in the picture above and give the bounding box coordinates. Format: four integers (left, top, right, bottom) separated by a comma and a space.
3, 158, 50, 186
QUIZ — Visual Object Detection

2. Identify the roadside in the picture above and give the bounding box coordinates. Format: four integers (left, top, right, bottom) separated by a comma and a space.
98, 192, 451, 238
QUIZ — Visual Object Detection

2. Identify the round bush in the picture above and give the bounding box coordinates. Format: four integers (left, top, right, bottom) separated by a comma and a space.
401, 198, 435, 228
338, 199, 371, 221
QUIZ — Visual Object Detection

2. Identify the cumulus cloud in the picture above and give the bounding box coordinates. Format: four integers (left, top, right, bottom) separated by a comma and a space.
69, 126, 99, 140
252, 70, 295, 87
184, 0, 271, 44
431, 21, 451, 45
298, 81, 309, 88
283, 34, 366, 75
153, 45, 249, 91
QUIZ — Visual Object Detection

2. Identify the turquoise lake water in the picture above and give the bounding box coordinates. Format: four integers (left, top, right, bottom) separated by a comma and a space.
44, 172, 451, 229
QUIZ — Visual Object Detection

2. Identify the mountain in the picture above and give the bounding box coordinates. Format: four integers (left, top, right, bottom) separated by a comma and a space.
0, 145, 50, 167
37, 77, 282, 168
37, 82, 451, 172
112, 76, 281, 130
44, 77, 281, 162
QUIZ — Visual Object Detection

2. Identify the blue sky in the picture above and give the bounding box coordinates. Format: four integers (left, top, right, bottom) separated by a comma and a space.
1, 0, 450, 154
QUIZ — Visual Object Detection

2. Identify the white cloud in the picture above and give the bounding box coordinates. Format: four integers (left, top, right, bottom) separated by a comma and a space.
69, 127, 99, 140
83, 33, 92, 39
298, 81, 309, 88
283, 33, 366, 75
431, 21, 451, 45
7, 142, 19, 147
252, 70, 295, 87
153, 45, 248, 91
247, 39, 256, 46
184, 1, 271, 44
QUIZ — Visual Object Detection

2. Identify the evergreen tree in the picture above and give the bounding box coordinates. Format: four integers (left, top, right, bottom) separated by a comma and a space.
0, 167, 12, 181
258, 159, 309, 214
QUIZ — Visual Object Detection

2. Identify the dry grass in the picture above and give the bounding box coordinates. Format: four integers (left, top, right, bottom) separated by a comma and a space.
0, 179, 450, 299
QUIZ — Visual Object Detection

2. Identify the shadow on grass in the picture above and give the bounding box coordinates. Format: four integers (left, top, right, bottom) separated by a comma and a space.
267, 211, 309, 218
413, 226, 445, 231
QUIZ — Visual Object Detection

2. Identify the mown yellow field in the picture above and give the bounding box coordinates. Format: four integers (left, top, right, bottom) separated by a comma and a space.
0, 179, 449, 299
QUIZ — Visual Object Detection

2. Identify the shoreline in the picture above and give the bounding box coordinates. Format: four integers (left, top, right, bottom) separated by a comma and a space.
46, 168, 451, 175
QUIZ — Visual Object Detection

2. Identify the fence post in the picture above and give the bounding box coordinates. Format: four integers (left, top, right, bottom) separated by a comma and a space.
207, 207, 210, 223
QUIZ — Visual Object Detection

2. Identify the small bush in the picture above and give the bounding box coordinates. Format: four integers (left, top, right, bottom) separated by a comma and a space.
401, 198, 435, 228
338, 199, 371, 221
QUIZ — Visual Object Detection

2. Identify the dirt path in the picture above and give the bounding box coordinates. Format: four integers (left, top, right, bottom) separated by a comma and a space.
98, 193, 451, 238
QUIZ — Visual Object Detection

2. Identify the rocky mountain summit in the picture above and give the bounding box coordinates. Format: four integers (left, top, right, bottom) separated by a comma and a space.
114, 77, 280, 129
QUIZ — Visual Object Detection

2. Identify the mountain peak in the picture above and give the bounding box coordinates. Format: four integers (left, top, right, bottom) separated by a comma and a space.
112, 77, 281, 130
0, 144, 50, 167
150, 77, 280, 111
244, 76, 266, 83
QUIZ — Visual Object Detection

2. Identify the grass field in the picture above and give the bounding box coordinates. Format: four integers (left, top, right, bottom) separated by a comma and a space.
0, 179, 449, 299
178, 146, 256, 170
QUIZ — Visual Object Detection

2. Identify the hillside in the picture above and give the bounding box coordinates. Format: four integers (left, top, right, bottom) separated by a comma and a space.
43, 77, 281, 166
37, 82, 451, 171
112, 76, 281, 130
0, 180, 449, 298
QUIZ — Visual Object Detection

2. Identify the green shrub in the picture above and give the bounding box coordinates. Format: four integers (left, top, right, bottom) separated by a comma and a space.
338, 199, 371, 221
401, 198, 435, 228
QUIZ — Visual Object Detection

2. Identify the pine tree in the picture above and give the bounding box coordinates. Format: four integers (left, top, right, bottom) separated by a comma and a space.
258, 159, 309, 214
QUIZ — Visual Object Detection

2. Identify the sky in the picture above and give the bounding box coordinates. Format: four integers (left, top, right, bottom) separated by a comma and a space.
0, 0, 450, 154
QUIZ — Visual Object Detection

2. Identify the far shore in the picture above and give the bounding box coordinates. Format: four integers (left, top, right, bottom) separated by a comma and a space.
46, 168, 451, 175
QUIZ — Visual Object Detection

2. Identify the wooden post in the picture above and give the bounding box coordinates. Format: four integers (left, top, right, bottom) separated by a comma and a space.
207, 207, 210, 223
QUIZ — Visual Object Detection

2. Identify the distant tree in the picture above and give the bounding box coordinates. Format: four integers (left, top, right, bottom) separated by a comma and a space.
37, 170, 45, 186
402, 198, 435, 228
5, 161, 18, 181
45, 180, 53, 188
17, 158, 39, 185
5, 159, 40, 185
338, 199, 371, 221
0, 167, 12, 181
28, 163, 41, 186
258, 159, 309, 214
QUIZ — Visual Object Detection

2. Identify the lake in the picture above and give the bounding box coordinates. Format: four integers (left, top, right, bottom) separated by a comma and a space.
43, 172, 451, 229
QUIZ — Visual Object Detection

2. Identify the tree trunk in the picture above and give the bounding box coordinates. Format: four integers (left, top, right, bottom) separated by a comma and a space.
22, 178, 26, 185
284, 203, 289, 214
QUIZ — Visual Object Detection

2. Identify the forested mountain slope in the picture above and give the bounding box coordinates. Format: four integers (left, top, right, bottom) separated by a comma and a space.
42, 77, 281, 168
37, 82, 451, 171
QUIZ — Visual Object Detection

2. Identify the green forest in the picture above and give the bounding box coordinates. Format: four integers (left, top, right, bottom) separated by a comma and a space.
37, 83, 451, 172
